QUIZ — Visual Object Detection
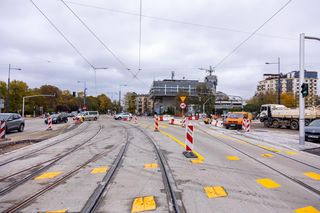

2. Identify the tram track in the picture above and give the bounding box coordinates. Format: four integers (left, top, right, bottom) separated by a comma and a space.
0, 123, 103, 197
0, 122, 90, 167
81, 123, 183, 213
197, 126, 320, 197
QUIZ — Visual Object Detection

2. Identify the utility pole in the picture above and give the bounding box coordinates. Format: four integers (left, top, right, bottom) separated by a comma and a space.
299, 34, 320, 146
7, 64, 22, 112
265, 57, 281, 104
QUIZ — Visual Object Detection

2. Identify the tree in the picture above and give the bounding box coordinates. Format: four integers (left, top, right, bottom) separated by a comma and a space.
9, 80, 29, 113
0, 81, 6, 99
195, 83, 215, 115
281, 92, 296, 108
97, 94, 112, 113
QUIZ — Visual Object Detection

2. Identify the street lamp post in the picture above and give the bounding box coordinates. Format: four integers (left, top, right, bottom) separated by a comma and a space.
93, 67, 108, 96
6, 64, 22, 112
22, 94, 56, 117
265, 57, 281, 104
77, 80, 87, 109
299, 34, 320, 146
119, 84, 127, 112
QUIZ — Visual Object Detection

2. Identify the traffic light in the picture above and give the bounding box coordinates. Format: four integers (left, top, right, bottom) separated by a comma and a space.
301, 83, 309, 97
72, 91, 76, 97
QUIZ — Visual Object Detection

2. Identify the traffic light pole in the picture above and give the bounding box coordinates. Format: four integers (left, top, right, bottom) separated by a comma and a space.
299, 33, 305, 146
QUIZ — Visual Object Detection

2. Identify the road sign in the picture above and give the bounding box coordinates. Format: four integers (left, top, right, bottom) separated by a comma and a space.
180, 103, 186, 109
180, 96, 186, 102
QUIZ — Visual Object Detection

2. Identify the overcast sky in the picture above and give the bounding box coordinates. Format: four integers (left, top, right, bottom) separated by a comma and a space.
0, 0, 319, 100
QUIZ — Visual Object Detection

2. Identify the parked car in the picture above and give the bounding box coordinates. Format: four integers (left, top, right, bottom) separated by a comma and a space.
45, 113, 68, 124
82, 111, 99, 121
305, 119, 320, 142
0, 113, 25, 133
114, 112, 132, 120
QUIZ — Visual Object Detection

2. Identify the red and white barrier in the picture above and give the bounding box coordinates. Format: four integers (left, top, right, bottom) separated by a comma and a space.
242, 119, 251, 132
0, 120, 6, 139
211, 119, 223, 127
185, 124, 194, 152
47, 117, 53, 131
170, 118, 175, 125
134, 116, 138, 124
181, 118, 187, 128
154, 116, 159, 132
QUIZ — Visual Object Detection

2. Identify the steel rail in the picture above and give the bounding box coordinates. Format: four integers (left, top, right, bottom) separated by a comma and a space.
0, 123, 102, 197
0, 122, 89, 167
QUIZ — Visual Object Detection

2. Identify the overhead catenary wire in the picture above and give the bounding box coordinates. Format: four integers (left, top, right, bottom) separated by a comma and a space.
59, 0, 135, 77
214, 0, 293, 69
29, 0, 95, 69
65, 0, 296, 41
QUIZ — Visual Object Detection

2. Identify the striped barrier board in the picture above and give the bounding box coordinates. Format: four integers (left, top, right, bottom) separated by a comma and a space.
0, 120, 5, 139
47, 117, 53, 131
242, 119, 251, 132
183, 124, 197, 158
154, 116, 159, 132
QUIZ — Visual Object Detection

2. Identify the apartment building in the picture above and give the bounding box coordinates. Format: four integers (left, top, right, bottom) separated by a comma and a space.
256, 71, 318, 106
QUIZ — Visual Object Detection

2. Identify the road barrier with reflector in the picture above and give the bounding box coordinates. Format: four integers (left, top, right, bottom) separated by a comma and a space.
170, 118, 174, 125
154, 116, 159, 132
47, 117, 53, 131
0, 120, 5, 139
183, 123, 197, 158
242, 119, 251, 132
134, 116, 138, 124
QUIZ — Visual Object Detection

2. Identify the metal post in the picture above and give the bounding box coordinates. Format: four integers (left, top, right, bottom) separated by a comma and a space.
299, 33, 305, 145
22, 97, 25, 117
6, 64, 11, 113
278, 57, 281, 104
84, 81, 87, 107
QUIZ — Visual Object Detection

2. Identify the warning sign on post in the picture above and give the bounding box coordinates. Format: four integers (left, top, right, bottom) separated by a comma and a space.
180, 103, 186, 109
180, 96, 186, 103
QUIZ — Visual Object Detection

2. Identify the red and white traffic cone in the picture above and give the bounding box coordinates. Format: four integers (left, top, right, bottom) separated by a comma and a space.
154, 116, 159, 132
183, 123, 197, 158
0, 120, 6, 139
47, 117, 53, 131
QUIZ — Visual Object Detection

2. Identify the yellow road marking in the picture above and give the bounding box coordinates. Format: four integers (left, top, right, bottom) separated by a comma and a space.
46, 209, 67, 213
204, 186, 228, 198
226, 156, 240, 161
191, 159, 204, 164
261, 153, 275, 158
304, 172, 320, 181
256, 178, 281, 188
159, 130, 205, 161
257, 145, 281, 153
285, 151, 297, 155
144, 163, 158, 169
295, 206, 319, 213
35, 172, 62, 180
131, 196, 156, 213
91, 167, 109, 174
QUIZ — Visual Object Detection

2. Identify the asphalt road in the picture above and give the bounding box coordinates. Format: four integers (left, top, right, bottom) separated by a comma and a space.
0, 117, 319, 213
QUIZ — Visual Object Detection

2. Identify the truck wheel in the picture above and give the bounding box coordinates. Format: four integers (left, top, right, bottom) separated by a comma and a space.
263, 120, 270, 127
290, 120, 299, 130
272, 120, 280, 128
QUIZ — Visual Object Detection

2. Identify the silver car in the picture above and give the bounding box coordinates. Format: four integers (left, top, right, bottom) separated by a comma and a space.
0, 113, 25, 133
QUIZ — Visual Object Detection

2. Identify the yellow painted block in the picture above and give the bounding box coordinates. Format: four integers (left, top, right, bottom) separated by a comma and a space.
285, 151, 297, 155
131, 197, 144, 213
256, 178, 281, 188
227, 156, 240, 161
131, 196, 156, 213
304, 172, 320, 181
143, 196, 156, 211
144, 163, 158, 169
204, 186, 228, 198
91, 167, 108, 174
35, 172, 62, 180
46, 209, 67, 213
261, 153, 275, 158
191, 159, 203, 164
295, 206, 319, 213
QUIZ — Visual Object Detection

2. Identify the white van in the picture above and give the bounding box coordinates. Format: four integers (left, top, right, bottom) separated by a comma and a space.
83, 111, 99, 121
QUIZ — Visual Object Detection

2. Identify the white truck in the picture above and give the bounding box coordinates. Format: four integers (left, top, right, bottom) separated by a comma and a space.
259, 104, 320, 130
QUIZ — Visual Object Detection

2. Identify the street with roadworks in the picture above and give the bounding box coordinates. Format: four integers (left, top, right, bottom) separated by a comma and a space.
0, 117, 319, 213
